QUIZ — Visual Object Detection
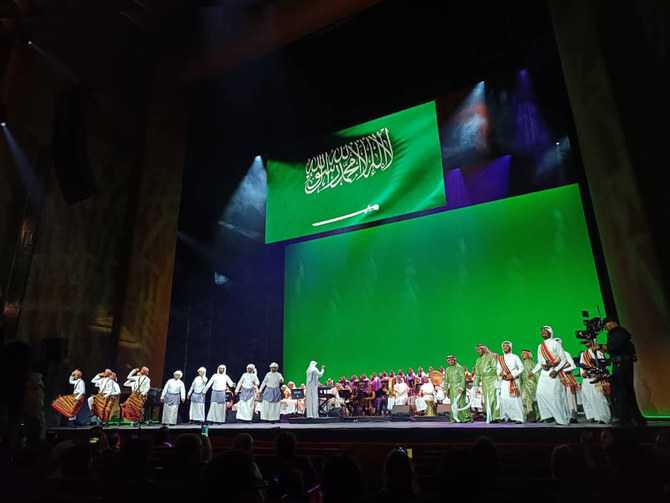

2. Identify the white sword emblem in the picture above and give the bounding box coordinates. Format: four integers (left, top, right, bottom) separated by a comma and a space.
312, 204, 380, 227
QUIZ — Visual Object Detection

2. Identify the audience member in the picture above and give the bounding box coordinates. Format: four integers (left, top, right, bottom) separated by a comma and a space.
377, 448, 417, 502
550, 444, 575, 481
321, 453, 366, 503
470, 436, 499, 480
274, 432, 319, 490
174, 433, 206, 480
201, 449, 267, 502
233, 432, 254, 454
153, 426, 173, 448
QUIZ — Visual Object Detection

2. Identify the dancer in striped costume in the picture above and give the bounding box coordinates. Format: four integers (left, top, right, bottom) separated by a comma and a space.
122, 367, 151, 424
51, 370, 86, 426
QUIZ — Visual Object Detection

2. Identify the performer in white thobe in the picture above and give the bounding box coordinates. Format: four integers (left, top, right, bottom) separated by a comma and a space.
259, 362, 283, 422
555, 338, 580, 423
187, 367, 208, 423
415, 380, 436, 415
160, 371, 185, 425
393, 376, 409, 407
235, 364, 260, 422
579, 348, 612, 424
496, 341, 525, 423
205, 364, 235, 424
305, 360, 325, 418
530, 326, 570, 425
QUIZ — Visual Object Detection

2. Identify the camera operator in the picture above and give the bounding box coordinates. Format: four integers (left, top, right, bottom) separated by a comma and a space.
589, 318, 646, 426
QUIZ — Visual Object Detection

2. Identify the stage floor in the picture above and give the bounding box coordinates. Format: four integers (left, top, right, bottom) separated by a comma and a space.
50, 418, 670, 445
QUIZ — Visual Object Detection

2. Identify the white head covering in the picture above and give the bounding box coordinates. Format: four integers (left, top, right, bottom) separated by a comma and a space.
306, 360, 318, 372
541, 326, 554, 338
173, 370, 183, 378
197, 367, 207, 375
246, 363, 257, 376
269, 362, 279, 368
218, 364, 226, 374
502, 340, 513, 350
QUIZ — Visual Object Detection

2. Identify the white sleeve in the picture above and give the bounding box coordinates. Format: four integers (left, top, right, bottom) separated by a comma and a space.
226, 375, 234, 388
161, 382, 169, 399
188, 379, 196, 396
562, 352, 576, 372
92, 375, 102, 386
204, 376, 214, 392
259, 375, 268, 394
128, 369, 138, 380
511, 356, 524, 378
532, 346, 543, 373
180, 381, 186, 400
235, 376, 243, 393
69, 376, 76, 385
555, 344, 568, 369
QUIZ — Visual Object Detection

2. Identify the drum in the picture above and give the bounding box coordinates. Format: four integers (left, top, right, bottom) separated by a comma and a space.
425, 399, 436, 417
430, 370, 444, 386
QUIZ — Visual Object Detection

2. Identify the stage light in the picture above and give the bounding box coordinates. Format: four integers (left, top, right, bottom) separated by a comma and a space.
27, 40, 33, 46
0, 122, 6, 127
556, 142, 560, 145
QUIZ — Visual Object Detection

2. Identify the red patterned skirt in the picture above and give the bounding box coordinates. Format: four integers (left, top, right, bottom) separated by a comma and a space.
91, 394, 118, 423
122, 392, 147, 422
51, 394, 85, 418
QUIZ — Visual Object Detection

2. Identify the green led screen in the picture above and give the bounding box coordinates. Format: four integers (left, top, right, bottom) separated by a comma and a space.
266, 101, 446, 243
283, 184, 604, 383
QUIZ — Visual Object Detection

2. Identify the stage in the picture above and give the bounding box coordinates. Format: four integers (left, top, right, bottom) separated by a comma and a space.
48, 417, 670, 446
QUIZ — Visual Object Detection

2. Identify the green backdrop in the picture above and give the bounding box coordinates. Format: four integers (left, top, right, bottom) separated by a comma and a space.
282, 184, 604, 384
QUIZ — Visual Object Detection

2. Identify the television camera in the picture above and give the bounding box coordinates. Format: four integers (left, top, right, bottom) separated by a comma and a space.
574, 310, 611, 385
575, 310, 605, 345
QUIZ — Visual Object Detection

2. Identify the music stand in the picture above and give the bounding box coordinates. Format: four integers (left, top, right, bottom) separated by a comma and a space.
318, 386, 333, 416
291, 389, 304, 400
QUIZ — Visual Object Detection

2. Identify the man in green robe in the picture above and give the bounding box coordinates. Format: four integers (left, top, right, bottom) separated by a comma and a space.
520, 349, 541, 422
444, 355, 472, 423
472, 345, 501, 423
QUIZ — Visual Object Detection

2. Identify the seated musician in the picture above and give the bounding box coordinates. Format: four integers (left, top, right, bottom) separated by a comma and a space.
358, 374, 376, 416
280, 382, 298, 416
375, 382, 389, 415
348, 381, 363, 416
323, 378, 345, 411
415, 377, 435, 415
394, 376, 409, 406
